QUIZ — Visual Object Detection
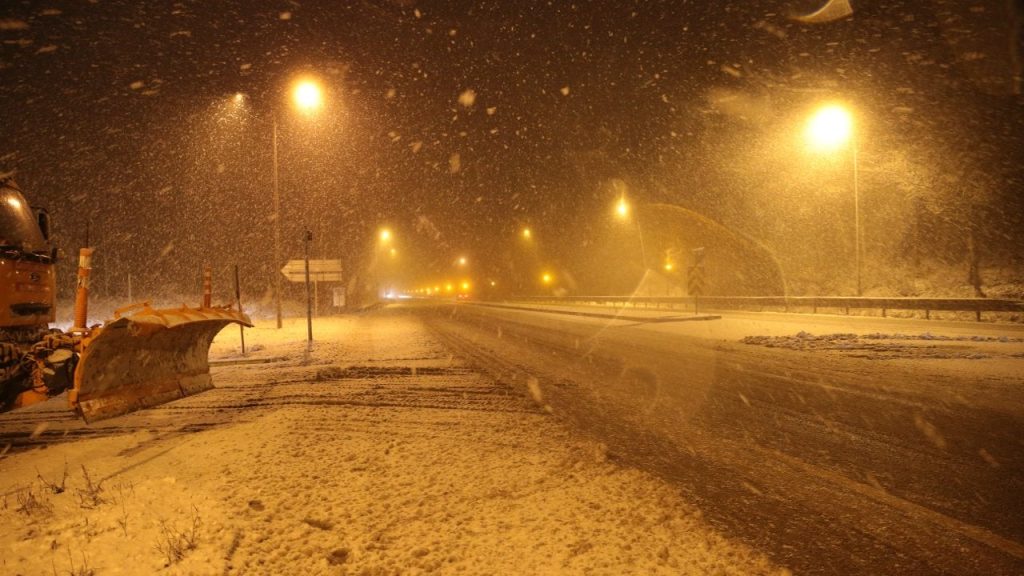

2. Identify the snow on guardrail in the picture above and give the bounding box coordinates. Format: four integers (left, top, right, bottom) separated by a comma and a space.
501, 296, 1024, 321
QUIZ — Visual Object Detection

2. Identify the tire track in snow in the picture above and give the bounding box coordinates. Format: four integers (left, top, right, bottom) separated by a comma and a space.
421, 303, 1024, 576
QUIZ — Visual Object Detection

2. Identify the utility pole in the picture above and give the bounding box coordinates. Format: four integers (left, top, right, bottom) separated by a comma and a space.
272, 117, 283, 329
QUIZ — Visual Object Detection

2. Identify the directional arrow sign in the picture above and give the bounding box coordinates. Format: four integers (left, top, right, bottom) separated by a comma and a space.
281, 259, 344, 283
687, 266, 704, 297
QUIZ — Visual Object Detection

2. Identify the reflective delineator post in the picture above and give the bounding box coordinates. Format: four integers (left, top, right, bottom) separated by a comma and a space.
202, 266, 212, 308
72, 247, 95, 332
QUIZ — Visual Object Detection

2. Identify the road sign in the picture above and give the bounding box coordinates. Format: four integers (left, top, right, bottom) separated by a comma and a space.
688, 247, 706, 315
687, 247, 706, 297
687, 269, 704, 296
332, 287, 346, 308
281, 259, 343, 282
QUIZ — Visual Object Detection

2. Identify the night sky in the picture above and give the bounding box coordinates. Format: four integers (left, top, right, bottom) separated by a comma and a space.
1, 1, 1021, 300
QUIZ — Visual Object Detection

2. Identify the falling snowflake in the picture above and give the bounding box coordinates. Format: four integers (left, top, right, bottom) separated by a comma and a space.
0, 20, 29, 30
458, 89, 476, 108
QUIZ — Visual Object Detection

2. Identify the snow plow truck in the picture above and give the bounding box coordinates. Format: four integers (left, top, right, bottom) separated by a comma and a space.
0, 177, 251, 422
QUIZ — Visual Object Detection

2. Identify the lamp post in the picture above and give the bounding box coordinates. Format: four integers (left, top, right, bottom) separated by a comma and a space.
806, 103, 861, 296
272, 117, 282, 327
268, 78, 325, 328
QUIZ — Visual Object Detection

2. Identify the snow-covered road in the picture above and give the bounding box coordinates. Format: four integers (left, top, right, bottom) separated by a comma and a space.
0, 311, 779, 575
422, 301, 1024, 575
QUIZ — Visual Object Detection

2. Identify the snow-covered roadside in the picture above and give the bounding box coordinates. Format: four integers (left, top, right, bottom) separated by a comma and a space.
1, 313, 783, 575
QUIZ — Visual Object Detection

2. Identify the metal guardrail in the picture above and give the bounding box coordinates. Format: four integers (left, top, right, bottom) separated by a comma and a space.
504, 296, 1024, 321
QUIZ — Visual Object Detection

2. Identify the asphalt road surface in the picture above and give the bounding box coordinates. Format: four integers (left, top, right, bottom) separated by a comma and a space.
417, 301, 1024, 576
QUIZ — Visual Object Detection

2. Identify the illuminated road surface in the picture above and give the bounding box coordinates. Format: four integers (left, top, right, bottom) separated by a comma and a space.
420, 301, 1024, 575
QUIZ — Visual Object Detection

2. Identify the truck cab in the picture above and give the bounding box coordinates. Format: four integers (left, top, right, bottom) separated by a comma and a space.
0, 179, 56, 330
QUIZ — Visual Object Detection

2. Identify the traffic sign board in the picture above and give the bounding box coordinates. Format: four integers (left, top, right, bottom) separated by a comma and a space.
281, 259, 344, 282
687, 268, 704, 296
687, 247, 706, 297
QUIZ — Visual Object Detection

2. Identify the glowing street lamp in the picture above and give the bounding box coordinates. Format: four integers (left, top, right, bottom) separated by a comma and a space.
457, 256, 467, 267
541, 272, 553, 285
612, 192, 647, 270
522, 227, 532, 240
806, 104, 853, 151
262, 76, 328, 328
379, 228, 392, 243
615, 195, 630, 219
293, 79, 324, 113
806, 103, 862, 295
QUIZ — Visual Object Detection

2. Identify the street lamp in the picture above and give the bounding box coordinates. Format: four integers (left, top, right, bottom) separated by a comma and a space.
269, 77, 327, 328
293, 80, 324, 112
806, 103, 861, 295
615, 196, 630, 218
613, 192, 647, 269
375, 227, 396, 298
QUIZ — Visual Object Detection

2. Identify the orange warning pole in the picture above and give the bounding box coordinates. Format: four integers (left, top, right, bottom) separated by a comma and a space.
202, 266, 212, 308
72, 247, 95, 332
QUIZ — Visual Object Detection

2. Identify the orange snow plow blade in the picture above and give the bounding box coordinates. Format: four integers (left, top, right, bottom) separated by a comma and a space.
70, 305, 252, 423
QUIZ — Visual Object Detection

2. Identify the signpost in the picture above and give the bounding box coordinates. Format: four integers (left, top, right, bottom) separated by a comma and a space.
332, 287, 346, 308
281, 251, 344, 355
688, 247, 706, 315
281, 258, 343, 317
280, 259, 344, 282
303, 231, 313, 353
